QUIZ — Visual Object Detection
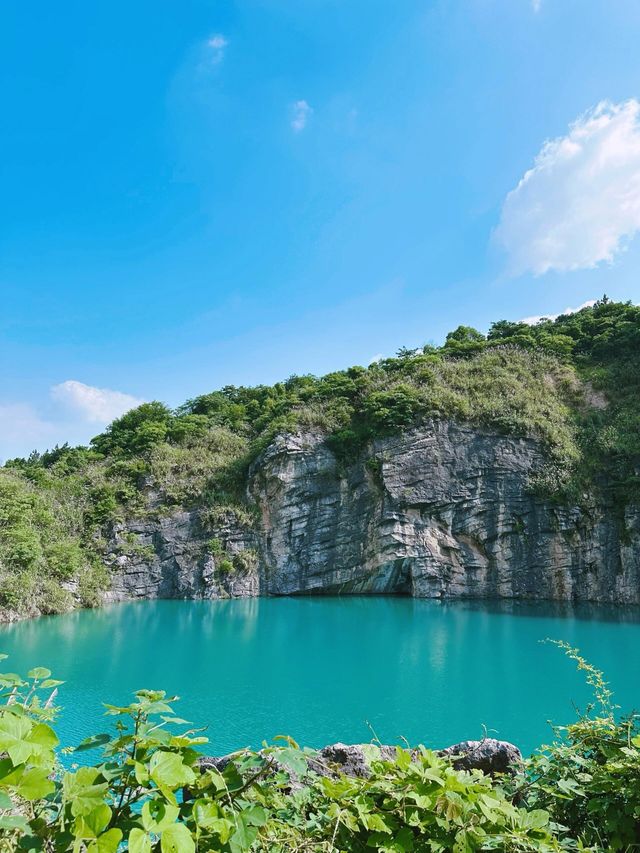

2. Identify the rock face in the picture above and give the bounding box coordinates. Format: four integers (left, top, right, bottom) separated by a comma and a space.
105, 509, 259, 604
312, 743, 399, 779
107, 420, 640, 605
250, 421, 640, 603
438, 739, 522, 775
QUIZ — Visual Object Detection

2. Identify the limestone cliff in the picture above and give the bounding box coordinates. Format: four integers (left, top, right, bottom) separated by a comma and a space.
107, 420, 640, 605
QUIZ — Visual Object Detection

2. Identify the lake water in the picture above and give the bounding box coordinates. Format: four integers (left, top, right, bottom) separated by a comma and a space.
1, 597, 639, 757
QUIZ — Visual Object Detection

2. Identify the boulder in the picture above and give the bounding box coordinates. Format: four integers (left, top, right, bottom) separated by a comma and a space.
310, 742, 398, 779
438, 738, 523, 775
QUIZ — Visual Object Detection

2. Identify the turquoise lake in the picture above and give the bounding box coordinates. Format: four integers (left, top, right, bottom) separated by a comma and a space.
1, 597, 639, 757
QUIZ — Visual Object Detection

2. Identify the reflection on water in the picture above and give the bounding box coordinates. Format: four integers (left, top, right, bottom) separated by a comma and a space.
450, 598, 640, 624
1, 596, 639, 756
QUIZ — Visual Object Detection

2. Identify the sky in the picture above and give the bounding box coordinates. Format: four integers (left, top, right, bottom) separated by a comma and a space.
2, 0, 640, 458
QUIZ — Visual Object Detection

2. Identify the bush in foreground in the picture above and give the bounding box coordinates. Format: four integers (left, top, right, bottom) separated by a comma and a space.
0, 646, 638, 851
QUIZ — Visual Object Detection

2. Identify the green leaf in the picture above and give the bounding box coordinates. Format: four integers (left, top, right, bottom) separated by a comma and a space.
160, 823, 196, 853
134, 761, 150, 785
0, 712, 32, 756
27, 668, 51, 681
129, 828, 152, 853
141, 801, 180, 833
0, 673, 24, 687
392, 826, 415, 851
145, 701, 175, 715
273, 747, 307, 776
62, 767, 109, 817
86, 828, 123, 853
75, 804, 112, 838
525, 809, 550, 829
193, 799, 221, 829
242, 804, 268, 827
149, 751, 195, 789
0, 815, 29, 832
229, 814, 259, 853
74, 733, 111, 752
0, 814, 29, 832
28, 723, 59, 750
15, 767, 55, 801
557, 778, 585, 797
40, 679, 64, 689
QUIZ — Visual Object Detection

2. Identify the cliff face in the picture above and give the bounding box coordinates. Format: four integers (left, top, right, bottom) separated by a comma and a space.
105, 509, 259, 604
107, 420, 640, 605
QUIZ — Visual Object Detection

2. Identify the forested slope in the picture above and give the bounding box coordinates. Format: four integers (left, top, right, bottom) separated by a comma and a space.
1, 298, 638, 619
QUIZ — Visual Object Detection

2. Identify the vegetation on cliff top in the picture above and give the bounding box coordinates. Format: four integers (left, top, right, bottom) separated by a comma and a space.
0, 644, 639, 851
1, 298, 639, 618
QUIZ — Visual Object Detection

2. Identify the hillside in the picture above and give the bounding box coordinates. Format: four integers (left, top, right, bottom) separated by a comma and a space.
1, 297, 639, 620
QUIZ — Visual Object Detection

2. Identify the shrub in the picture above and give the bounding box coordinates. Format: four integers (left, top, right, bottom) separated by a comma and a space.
0, 470, 105, 617
91, 402, 173, 458
361, 385, 426, 433
522, 643, 640, 851
217, 557, 234, 575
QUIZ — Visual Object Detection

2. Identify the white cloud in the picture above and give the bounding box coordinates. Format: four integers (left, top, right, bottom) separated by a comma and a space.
520, 299, 597, 326
207, 34, 228, 64
532, 0, 542, 12
495, 99, 640, 276
0, 404, 56, 460
291, 100, 313, 132
51, 381, 144, 424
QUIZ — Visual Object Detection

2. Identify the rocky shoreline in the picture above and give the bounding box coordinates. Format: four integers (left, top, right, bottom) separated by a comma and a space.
191, 738, 524, 791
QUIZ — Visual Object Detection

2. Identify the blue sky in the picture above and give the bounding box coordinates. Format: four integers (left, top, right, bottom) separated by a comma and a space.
2, 0, 640, 457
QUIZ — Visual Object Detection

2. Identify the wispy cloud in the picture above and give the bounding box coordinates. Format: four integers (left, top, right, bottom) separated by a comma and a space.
495, 99, 640, 276
207, 33, 228, 65
0, 382, 146, 460
532, 0, 542, 12
0, 403, 56, 460
291, 100, 313, 133
51, 380, 144, 424
520, 299, 597, 326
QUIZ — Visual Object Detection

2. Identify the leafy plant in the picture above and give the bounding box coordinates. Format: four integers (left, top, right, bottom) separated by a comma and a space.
522, 642, 640, 851
3, 644, 640, 851
0, 655, 568, 853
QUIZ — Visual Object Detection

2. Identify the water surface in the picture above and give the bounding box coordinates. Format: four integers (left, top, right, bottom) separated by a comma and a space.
1, 597, 639, 756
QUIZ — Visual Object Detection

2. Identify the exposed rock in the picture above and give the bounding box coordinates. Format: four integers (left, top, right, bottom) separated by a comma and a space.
191, 738, 522, 790
311, 742, 398, 779
250, 422, 640, 603
438, 738, 523, 775
104, 509, 259, 604
196, 755, 232, 774
106, 420, 640, 605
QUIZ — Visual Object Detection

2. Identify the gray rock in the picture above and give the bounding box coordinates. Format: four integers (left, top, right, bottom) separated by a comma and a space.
105, 509, 259, 604
311, 742, 398, 779
438, 738, 523, 775
196, 755, 232, 773
191, 738, 523, 789
249, 422, 640, 603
